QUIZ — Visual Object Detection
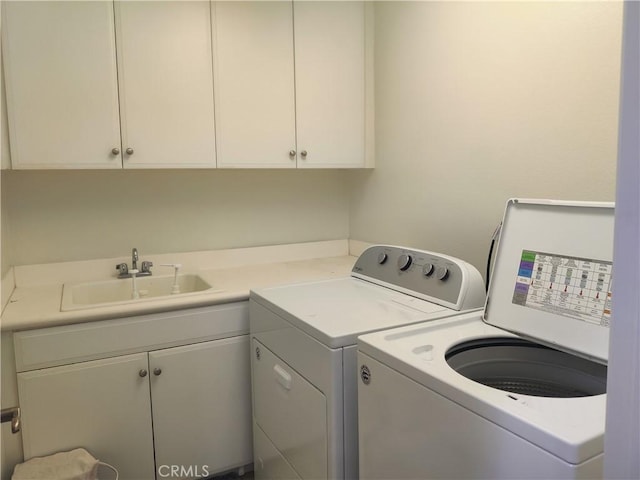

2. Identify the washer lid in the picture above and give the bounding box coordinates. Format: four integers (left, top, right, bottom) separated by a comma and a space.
484, 199, 614, 363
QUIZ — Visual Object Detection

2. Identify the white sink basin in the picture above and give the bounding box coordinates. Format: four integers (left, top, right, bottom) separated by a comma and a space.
61, 274, 220, 311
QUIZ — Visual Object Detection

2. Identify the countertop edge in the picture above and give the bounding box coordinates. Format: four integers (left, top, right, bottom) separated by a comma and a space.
1, 252, 358, 332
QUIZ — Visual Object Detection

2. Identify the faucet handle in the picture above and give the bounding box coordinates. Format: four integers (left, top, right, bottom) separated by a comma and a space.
141, 261, 153, 274
115, 263, 129, 277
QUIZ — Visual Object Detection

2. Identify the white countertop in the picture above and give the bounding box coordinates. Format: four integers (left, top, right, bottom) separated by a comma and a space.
1, 240, 362, 332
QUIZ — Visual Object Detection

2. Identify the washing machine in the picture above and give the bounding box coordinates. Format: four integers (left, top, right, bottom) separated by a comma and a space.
357, 199, 614, 479
249, 244, 486, 480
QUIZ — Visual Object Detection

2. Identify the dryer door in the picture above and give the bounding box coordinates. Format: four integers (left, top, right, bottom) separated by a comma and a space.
253, 421, 301, 480
252, 339, 328, 479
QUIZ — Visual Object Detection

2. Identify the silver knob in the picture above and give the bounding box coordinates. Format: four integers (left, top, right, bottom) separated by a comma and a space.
289, 150, 296, 157
111, 147, 120, 155
126, 147, 134, 155
139, 369, 148, 378
377, 253, 388, 265
397, 254, 412, 271
300, 150, 308, 158
423, 263, 435, 277
153, 368, 162, 376
436, 266, 450, 281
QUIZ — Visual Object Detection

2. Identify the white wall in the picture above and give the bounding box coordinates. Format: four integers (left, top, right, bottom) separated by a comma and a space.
1, 169, 350, 266
1, 63, 9, 171
1, 332, 22, 480
1, 39, 10, 278
350, 1, 623, 275
1, 2, 623, 274
605, 1, 640, 477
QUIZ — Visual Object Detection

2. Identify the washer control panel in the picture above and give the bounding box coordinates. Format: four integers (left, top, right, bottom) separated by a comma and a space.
351, 245, 481, 309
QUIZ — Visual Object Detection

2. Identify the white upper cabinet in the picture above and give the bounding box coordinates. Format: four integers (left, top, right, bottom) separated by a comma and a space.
2, 1, 216, 169
115, 1, 216, 168
2, 1, 371, 170
2, 1, 122, 169
212, 2, 296, 168
294, 1, 367, 168
213, 1, 372, 169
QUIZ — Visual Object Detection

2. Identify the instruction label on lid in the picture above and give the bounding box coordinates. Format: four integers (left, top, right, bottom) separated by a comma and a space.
512, 250, 613, 327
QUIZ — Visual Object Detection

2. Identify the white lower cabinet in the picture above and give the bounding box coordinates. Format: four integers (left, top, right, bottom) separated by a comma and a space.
14, 304, 252, 480
18, 353, 156, 479
151, 337, 253, 478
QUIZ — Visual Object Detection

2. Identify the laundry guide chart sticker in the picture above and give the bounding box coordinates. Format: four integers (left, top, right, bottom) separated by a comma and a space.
512, 250, 612, 327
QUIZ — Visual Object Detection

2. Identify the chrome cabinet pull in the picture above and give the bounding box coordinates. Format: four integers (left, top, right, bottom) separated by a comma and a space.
126, 147, 134, 155
153, 368, 162, 376
139, 369, 148, 377
111, 147, 120, 155
1, 407, 21, 434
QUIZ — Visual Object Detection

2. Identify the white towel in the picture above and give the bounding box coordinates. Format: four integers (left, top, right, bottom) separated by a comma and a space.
12, 448, 118, 480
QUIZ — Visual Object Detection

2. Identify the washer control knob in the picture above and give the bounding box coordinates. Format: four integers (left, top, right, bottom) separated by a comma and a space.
377, 252, 388, 265
436, 266, 450, 281
423, 263, 435, 277
397, 254, 412, 271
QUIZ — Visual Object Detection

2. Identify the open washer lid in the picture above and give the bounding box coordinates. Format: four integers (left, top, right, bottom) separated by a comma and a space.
484, 199, 614, 364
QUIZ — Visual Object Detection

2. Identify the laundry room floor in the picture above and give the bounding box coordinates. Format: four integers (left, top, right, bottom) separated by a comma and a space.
211, 470, 254, 480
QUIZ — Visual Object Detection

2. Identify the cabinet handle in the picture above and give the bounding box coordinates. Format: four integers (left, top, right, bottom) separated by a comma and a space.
126, 147, 134, 155
289, 150, 296, 158
111, 147, 120, 155
1, 407, 21, 434
139, 369, 148, 378
153, 368, 162, 376
300, 150, 308, 158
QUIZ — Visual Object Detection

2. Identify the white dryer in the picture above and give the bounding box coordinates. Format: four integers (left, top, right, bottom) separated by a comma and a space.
249, 245, 486, 480
357, 199, 614, 479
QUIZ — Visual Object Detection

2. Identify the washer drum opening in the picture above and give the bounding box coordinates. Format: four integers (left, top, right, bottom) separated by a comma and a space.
445, 337, 607, 398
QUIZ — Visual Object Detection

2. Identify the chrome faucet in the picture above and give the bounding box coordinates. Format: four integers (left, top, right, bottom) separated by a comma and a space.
132, 248, 139, 270
115, 248, 153, 278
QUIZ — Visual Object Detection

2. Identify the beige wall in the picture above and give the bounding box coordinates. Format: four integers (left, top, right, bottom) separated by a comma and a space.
1, 171, 7, 278
350, 1, 623, 276
0, 1, 624, 275
1, 53, 10, 278
0, 1, 353, 270
1, 63, 9, 171
2, 169, 350, 266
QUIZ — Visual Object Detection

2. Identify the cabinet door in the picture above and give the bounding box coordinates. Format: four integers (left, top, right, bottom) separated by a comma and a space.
2, 1, 121, 169
294, 1, 366, 168
115, 1, 216, 168
212, 2, 296, 168
150, 336, 252, 478
17, 353, 155, 480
